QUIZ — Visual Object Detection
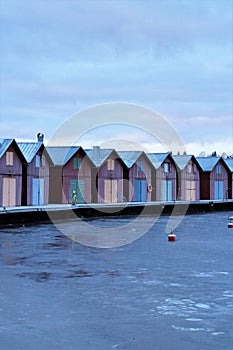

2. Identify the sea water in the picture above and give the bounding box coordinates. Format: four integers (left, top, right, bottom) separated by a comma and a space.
0, 211, 233, 350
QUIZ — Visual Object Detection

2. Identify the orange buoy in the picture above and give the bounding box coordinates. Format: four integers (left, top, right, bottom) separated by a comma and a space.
168, 233, 176, 241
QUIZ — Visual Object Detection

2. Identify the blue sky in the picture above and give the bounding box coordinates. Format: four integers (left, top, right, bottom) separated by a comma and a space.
0, 0, 232, 155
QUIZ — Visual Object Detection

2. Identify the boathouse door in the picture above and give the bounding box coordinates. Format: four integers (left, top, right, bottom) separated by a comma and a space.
214, 180, 224, 200
104, 180, 118, 203
185, 180, 196, 201
32, 178, 44, 205
2, 177, 16, 206
69, 179, 85, 204
134, 179, 147, 201
162, 180, 172, 201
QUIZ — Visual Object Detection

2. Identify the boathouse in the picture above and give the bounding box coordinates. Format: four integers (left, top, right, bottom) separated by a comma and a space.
18, 135, 51, 205
147, 152, 177, 201
173, 155, 201, 201
118, 151, 153, 202
86, 146, 124, 203
47, 146, 93, 204
223, 157, 233, 199
196, 156, 229, 200
0, 139, 25, 207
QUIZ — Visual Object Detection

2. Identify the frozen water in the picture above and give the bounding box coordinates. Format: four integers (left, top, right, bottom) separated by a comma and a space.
0, 211, 233, 349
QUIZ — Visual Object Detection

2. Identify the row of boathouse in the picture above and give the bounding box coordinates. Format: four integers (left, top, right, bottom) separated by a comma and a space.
0, 134, 233, 207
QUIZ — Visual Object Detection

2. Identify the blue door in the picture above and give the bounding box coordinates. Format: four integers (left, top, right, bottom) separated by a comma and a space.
214, 181, 224, 200
134, 180, 147, 201
32, 178, 44, 205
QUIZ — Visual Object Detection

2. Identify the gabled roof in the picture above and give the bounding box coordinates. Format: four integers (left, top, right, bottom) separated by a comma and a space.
0, 138, 26, 162
117, 151, 144, 168
146, 152, 171, 169
46, 146, 83, 166
196, 156, 221, 172
173, 155, 194, 171
17, 142, 43, 163
0, 139, 14, 159
85, 148, 117, 167
224, 158, 233, 172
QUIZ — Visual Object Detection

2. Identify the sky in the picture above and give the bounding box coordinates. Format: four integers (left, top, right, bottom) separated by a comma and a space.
0, 0, 232, 156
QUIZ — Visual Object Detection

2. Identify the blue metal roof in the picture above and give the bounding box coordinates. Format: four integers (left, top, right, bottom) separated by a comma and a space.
147, 152, 170, 169
85, 147, 114, 167
196, 156, 220, 171
46, 146, 81, 166
224, 158, 233, 172
0, 139, 14, 159
173, 155, 193, 170
17, 142, 43, 163
117, 151, 143, 168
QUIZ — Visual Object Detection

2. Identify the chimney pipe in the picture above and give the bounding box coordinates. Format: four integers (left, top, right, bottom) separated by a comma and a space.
37, 133, 44, 143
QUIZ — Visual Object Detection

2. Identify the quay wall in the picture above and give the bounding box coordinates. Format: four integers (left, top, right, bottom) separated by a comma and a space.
0, 200, 233, 228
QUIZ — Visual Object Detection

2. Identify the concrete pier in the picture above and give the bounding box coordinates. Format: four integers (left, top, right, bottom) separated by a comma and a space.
0, 200, 233, 228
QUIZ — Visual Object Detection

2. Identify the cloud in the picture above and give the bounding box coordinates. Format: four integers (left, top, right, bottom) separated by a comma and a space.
0, 0, 232, 155
1, 0, 232, 61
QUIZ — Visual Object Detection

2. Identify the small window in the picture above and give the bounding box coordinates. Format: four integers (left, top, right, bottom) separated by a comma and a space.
164, 162, 169, 173
74, 157, 81, 170
187, 163, 192, 173
6, 151, 13, 166
35, 155, 41, 168
107, 159, 115, 171
216, 164, 221, 174
137, 160, 144, 172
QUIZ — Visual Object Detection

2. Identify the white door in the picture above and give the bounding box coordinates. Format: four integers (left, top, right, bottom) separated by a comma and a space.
3, 177, 16, 206
186, 180, 196, 201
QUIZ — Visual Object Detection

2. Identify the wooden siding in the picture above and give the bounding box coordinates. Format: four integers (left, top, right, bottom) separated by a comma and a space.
228, 173, 233, 199
0, 144, 23, 206
23, 149, 50, 205
200, 159, 229, 200
49, 149, 92, 204
95, 156, 124, 203
177, 161, 200, 201
62, 153, 92, 204
230, 175, 233, 199
49, 167, 63, 204
209, 161, 228, 200
127, 154, 152, 202
153, 157, 177, 201
200, 173, 210, 200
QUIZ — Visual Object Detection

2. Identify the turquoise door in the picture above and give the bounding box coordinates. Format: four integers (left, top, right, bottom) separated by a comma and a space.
162, 180, 172, 201
167, 180, 172, 201
214, 181, 224, 200
134, 180, 147, 201
69, 179, 85, 204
